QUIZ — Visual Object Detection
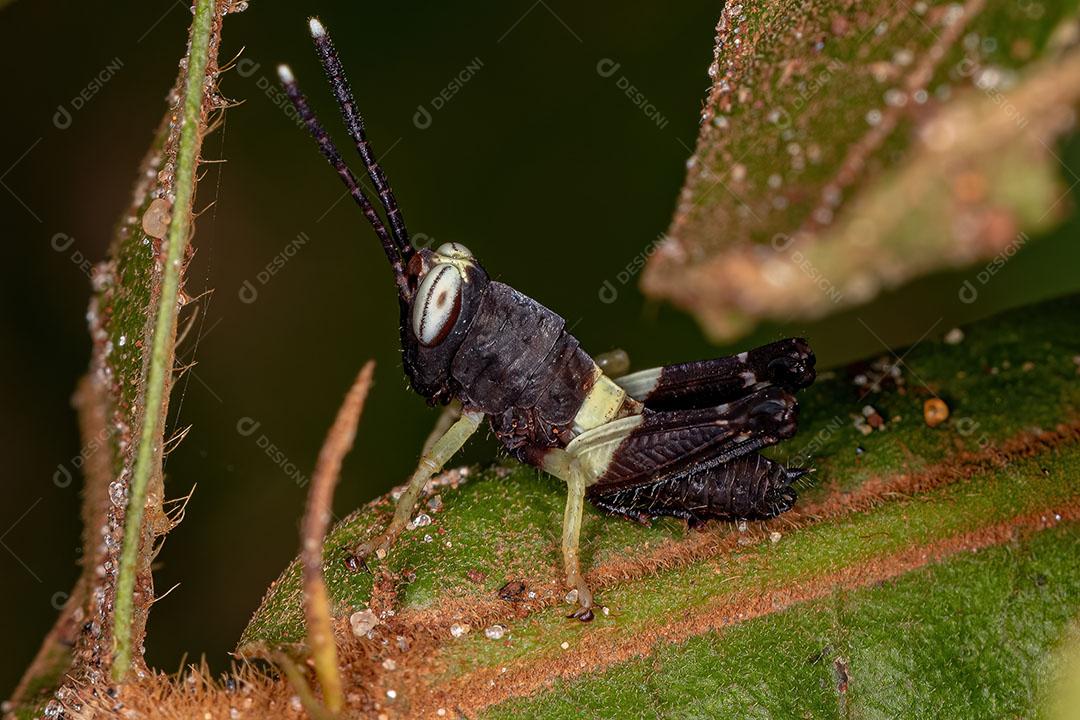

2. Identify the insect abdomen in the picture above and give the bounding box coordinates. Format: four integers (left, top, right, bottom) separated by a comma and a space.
587, 453, 804, 524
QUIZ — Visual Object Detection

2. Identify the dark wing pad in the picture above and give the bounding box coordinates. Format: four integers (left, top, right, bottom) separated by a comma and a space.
617, 337, 815, 410
593, 386, 799, 491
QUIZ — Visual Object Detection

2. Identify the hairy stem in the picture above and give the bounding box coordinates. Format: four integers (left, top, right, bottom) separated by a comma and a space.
112, 0, 216, 682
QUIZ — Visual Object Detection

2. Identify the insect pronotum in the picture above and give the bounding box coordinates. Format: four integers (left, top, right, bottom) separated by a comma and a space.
278, 17, 816, 621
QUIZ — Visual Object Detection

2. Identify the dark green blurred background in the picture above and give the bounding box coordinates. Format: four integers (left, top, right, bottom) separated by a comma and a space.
2, 0, 1079, 697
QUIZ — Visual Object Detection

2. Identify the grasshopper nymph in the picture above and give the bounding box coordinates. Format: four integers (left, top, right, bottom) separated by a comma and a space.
278, 18, 816, 621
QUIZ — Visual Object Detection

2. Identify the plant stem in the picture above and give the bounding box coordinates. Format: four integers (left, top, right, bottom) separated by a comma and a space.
301, 362, 376, 714
112, 0, 215, 682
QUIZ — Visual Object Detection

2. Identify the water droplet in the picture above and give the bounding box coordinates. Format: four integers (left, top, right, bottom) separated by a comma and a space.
944, 327, 965, 345
975, 66, 1003, 90
350, 609, 379, 637
865, 109, 883, 126
484, 624, 506, 640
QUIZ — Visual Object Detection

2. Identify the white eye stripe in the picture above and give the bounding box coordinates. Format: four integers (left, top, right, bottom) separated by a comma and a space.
412, 265, 463, 346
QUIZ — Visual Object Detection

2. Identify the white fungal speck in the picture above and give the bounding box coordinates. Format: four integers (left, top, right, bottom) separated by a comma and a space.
884, 89, 907, 107
109, 480, 127, 507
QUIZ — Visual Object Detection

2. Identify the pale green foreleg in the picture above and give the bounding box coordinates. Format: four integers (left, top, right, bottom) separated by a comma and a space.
356, 409, 482, 561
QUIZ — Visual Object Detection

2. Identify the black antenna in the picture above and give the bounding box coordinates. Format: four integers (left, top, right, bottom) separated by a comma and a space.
277, 64, 411, 299
308, 17, 413, 261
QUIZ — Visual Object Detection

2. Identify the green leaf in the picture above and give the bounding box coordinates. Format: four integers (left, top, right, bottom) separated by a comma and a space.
240, 293, 1080, 717
642, 0, 1080, 340
487, 524, 1080, 719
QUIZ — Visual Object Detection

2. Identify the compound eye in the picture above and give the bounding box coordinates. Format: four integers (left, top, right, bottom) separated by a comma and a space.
411, 265, 463, 346
435, 242, 473, 260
